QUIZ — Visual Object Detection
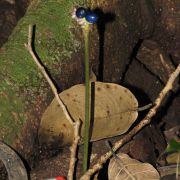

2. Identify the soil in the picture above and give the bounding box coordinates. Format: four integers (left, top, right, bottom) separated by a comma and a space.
0, 0, 179, 179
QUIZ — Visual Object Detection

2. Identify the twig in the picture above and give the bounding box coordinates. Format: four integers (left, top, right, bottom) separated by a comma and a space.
25, 25, 81, 179
176, 152, 180, 180
67, 119, 81, 180
80, 60, 180, 180
137, 103, 152, 111
129, 103, 153, 112
24, 25, 74, 125
157, 164, 180, 177
160, 54, 173, 75
105, 141, 119, 161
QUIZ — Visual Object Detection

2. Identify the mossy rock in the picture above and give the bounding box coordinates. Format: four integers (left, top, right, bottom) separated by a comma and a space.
0, 0, 82, 145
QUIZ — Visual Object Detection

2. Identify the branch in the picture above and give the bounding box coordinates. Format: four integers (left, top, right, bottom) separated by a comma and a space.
24, 25, 74, 125
25, 24, 81, 179
160, 54, 173, 75
67, 119, 81, 180
80, 59, 180, 180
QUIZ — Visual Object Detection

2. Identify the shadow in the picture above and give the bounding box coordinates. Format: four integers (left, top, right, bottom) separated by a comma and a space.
120, 39, 143, 84
169, 53, 180, 86
89, 82, 95, 139
85, 82, 95, 168
93, 8, 116, 81
97, 159, 110, 180
122, 84, 151, 125
154, 89, 180, 128
129, 39, 143, 60
31, 25, 61, 92
15, 151, 31, 180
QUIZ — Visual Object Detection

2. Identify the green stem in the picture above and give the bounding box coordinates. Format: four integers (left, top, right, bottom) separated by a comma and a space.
83, 24, 90, 173
176, 152, 180, 180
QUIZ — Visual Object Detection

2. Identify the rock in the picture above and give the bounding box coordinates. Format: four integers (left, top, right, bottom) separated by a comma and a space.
129, 125, 166, 165
0, 0, 29, 47
137, 40, 175, 84
124, 59, 164, 102
151, 0, 180, 59
162, 96, 180, 130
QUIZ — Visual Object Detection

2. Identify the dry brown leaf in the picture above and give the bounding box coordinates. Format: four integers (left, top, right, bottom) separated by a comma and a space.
166, 152, 180, 164
108, 153, 160, 180
38, 82, 138, 146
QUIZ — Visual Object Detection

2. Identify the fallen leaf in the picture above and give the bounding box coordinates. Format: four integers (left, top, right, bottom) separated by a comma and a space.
108, 153, 160, 180
39, 82, 138, 147
166, 152, 180, 164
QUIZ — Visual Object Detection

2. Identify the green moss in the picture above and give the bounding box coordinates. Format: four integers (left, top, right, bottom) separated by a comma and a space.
1, 0, 82, 87
0, 81, 25, 144
0, 0, 82, 144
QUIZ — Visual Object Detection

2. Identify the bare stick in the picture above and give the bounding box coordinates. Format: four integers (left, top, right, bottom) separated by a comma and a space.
129, 103, 153, 112
25, 25, 81, 178
80, 60, 180, 180
67, 119, 81, 180
24, 25, 74, 125
160, 54, 173, 75
137, 103, 152, 111
157, 164, 180, 177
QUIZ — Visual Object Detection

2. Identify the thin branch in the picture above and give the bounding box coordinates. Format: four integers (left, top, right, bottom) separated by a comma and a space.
129, 103, 153, 112
24, 25, 74, 125
137, 103, 152, 111
25, 24, 81, 179
160, 54, 173, 75
157, 164, 180, 177
80, 59, 180, 180
67, 119, 81, 180
105, 141, 119, 161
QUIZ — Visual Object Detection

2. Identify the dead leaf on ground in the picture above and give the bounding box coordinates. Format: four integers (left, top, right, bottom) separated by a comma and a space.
166, 152, 180, 164
38, 82, 138, 147
108, 153, 160, 180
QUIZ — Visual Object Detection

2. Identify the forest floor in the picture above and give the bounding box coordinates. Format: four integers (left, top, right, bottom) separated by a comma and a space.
0, 0, 179, 180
